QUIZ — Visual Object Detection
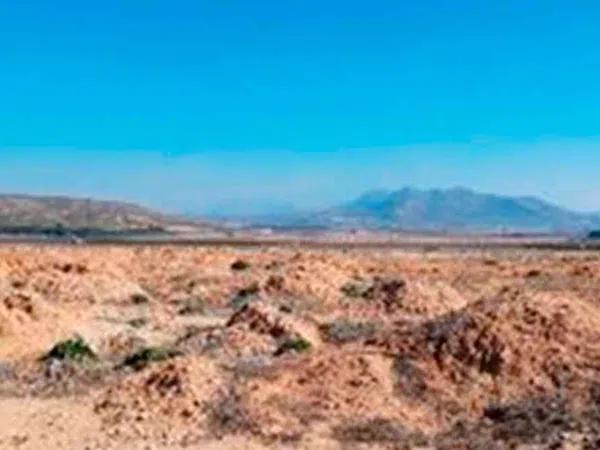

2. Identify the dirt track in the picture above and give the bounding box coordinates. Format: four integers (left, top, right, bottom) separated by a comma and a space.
1, 244, 600, 449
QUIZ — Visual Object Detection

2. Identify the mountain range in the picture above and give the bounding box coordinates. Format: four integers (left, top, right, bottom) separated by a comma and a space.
298, 187, 600, 233
0, 194, 217, 234
1, 188, 599, 235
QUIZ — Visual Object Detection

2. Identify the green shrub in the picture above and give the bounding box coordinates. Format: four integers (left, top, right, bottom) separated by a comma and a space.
275, 337, 312, 356
43, 338, 96, 362
121, 346, 182, 371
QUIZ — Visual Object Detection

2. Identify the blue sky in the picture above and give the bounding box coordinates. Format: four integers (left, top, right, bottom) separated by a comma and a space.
2, 1, 600, 213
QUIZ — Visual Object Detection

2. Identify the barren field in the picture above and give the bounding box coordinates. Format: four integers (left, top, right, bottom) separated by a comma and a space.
1, 244, 600, 449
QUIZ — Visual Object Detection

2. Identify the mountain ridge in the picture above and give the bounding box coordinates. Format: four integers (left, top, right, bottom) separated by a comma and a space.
0, 193, 215, 233
301, 187, 600, 232
3, 189, 599, 235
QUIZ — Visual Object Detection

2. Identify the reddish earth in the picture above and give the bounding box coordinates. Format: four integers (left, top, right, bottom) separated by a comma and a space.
0, 245, 600, 449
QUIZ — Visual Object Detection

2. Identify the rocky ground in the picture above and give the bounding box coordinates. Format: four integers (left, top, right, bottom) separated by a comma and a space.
0, 244, 600, 449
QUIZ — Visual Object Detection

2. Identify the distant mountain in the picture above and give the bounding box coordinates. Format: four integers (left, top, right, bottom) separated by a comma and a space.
0, 194, 218, 233
301, 187, 600, 233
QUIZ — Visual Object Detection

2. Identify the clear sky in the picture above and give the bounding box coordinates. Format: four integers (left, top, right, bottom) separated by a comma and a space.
2, 1, 600, 213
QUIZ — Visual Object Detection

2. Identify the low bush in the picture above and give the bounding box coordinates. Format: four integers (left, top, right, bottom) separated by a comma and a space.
265, 274, 285, 291
229, 355, 274, 379
340, 281, 368, 298
130, 293, 150, 304
177, 297, 206, 316
320, 320, 376, 344
393, 356, 427, 398
42, 337, 97, 363
231, 259, 251, 271
208, 387, 255, 436
333, 418, 427, 445
230, 282, 261, 309
274, 337, 312, 356
121, 346, 182, 371
127, 317, 148, 328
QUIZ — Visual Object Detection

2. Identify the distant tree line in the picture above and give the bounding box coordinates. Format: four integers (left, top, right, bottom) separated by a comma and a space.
0, 224, 166, 238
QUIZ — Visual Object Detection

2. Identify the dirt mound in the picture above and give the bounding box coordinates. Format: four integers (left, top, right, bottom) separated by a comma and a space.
94, 357, 223, 444
435, 392, 600, 449
403, 279, 468, 317
224, 301, 321, 356
425, 289, 600, 391
242, 351, 436, 439
338, 275, 468, 322
369, 286, 600, 428
0, 286, 71, 359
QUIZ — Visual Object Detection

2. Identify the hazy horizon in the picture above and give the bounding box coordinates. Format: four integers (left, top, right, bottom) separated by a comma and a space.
4, 138, 600, 216
2, 2, 600, 215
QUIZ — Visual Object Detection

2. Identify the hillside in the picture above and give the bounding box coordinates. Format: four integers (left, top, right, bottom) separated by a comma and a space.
303, 187, 600, 232
0, 194, 209, 233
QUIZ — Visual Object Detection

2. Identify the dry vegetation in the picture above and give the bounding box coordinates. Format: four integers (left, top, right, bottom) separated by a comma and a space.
1, 244, 600, 449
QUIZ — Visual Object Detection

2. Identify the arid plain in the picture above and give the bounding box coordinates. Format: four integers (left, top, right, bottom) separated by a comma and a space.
1, 244, 600, 449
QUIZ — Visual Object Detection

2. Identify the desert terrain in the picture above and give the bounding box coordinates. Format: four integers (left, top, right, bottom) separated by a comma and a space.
0, 243, 600, 449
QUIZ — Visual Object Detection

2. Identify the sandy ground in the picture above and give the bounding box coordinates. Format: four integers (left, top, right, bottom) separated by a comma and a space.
1, 244, 600, 449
